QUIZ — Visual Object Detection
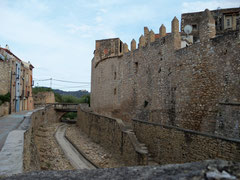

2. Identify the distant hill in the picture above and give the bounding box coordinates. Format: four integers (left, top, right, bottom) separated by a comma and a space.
53, 89, 89, 98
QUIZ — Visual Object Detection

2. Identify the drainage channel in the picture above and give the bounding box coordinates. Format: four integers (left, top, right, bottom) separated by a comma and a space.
55, 124, 97, 170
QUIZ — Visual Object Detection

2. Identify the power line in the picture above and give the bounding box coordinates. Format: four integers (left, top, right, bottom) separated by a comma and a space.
52, 79, 90, 84
34, 78, 90, 84
55, 86, 90, 89
34, 78, 51, 81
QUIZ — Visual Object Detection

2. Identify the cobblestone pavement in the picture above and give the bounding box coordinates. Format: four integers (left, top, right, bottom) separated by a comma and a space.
0, 111, 32, 151
66, 125, 125, 168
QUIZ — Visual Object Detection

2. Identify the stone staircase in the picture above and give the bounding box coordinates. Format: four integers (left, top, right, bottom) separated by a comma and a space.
125, 128, 159, 166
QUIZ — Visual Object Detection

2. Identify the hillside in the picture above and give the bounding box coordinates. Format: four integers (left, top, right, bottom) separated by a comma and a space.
53, 89, 89, 98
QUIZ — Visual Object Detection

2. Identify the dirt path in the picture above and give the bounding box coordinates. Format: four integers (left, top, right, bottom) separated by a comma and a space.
55, 124, 96, 170
65, 125, 125, 168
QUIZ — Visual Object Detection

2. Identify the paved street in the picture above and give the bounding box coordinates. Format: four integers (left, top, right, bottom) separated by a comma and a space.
0, 111, 32, 151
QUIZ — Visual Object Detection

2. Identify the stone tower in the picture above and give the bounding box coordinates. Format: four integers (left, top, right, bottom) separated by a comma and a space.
199, 9, 216, 42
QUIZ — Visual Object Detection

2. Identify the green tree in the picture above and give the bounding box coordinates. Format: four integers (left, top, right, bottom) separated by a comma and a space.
0, 92, 11, 105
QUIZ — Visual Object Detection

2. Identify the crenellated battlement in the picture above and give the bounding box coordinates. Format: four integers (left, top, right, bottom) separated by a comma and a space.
91, 8, 240, 135
93, 8, 220, 64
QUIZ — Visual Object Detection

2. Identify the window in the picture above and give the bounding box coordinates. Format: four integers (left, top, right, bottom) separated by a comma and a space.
134, 62, 138, 73
114, 88, 117, 95
120, 41, 123, 53
227, 19, 230, 27
144, 100, 149, 108
192, 24, 197, 30
226, 17, 232, 28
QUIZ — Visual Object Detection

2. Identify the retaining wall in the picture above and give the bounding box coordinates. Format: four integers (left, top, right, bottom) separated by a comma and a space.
133, 119, 240, 165
77, 105, 148, 166
23, 105, 59, 172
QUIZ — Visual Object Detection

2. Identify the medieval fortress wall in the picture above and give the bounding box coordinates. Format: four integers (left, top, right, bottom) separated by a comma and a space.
91, 9, 240, 137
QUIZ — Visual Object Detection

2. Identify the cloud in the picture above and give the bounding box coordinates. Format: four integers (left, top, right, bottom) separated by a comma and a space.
181, 0, 240, 13
2, 0, 238, 91
0, 1, 92, 91
66, 23, 117, 39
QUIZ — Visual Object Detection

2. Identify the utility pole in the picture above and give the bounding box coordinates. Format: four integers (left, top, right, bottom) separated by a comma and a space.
50, 78, 52, 89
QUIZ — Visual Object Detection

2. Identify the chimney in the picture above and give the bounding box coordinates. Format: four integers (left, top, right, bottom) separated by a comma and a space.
5, 44, 9, 50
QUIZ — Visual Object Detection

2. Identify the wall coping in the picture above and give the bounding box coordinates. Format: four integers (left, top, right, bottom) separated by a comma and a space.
132, 118, 240, 143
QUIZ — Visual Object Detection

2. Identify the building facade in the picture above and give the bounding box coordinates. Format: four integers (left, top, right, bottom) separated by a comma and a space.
0, 46, 34, 114
181, 7, 240, 42
91, 9, 240, 137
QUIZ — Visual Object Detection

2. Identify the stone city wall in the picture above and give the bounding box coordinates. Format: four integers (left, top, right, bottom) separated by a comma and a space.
77, 105, 148, 166
91, 9, 240, 135
215, 102, 240, 138
33, 91, 55, 107
23, 105, 60, 172
133, 119, 240, 165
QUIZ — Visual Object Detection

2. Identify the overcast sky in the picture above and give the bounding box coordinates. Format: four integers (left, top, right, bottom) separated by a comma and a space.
0, 0, 239, 91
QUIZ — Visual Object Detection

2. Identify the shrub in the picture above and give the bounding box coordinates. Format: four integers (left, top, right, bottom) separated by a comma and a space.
0, 92, 10, 105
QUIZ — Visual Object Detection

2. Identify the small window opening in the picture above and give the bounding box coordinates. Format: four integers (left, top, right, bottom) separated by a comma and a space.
120, 41, 123, 53
192, 24, 197, 30
114, 88, 117, 95
144, 100, 149, 108
114, 72, 116, 80
224, 49, 227, 55
158, 67, 161, 73
226, 18, 231, 27
135, 62, 138, 73
193, 36, 198, 43
162, 38, 165, 44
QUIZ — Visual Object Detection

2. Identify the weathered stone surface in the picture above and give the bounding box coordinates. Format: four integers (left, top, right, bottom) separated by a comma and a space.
90, 12, 240, 135
33, 92, 55, 107
181, 8, 240, 42
133, 119, 240, 165
0, 102, 9, 117
23, 106, 66, 172
149, 30, 155, 43
123, 43, 129, 53
77, 105, 148, 166
65, 125, 124, 168
159, 24, 166, 37
171, 16, 179, 33
3, 160, 240, 180
131, 39, 136, 51
138, 35, 146, 48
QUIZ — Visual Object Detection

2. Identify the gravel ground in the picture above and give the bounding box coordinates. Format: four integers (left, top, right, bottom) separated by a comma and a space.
35, 123, 74, 170
66, 125, 125, 168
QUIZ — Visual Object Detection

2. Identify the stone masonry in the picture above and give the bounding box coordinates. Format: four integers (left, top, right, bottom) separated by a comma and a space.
90, 8, 240, 136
